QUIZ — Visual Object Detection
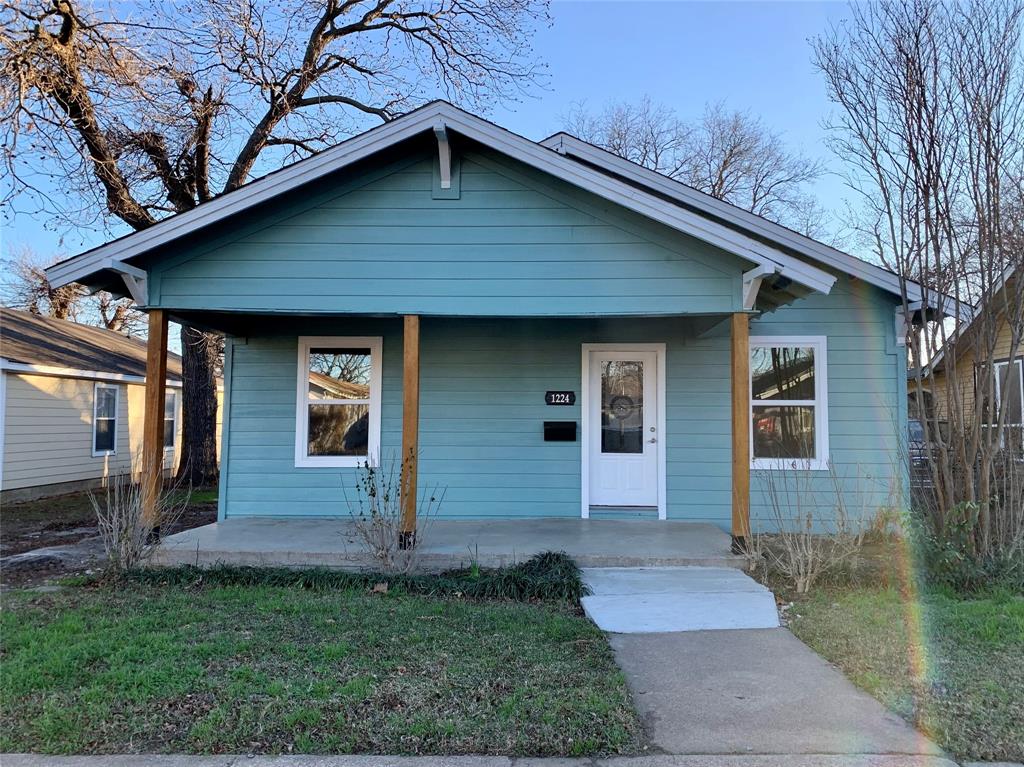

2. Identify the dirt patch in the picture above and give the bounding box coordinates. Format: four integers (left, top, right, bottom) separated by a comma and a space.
1, 489, 218, 588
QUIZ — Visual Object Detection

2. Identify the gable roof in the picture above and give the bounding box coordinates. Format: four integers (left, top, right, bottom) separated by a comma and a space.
0, 307, 183, 382
45, 100, 939, 308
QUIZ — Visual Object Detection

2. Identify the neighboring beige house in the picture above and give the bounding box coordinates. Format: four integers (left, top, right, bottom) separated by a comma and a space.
0, 308, 219, 502
910, 269, 1022, 451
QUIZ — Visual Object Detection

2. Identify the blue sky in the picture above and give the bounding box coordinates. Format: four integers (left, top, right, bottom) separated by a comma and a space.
1, 0, 854, 261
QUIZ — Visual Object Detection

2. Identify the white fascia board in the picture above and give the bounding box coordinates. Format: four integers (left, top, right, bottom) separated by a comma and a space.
0, 359, 183, 387
47, 101, 835, 296
542, 131, 919, 301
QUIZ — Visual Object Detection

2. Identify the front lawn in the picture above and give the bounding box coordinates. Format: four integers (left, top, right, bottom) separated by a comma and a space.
788, 585, 1024, 762
0, 580, 642, 756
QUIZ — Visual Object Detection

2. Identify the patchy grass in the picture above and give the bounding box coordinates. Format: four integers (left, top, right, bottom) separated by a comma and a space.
0, 580, 641, 756
789, 585, 1024, 762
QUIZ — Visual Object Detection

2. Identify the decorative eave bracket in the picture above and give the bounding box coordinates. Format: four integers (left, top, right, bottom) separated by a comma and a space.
433, 120, 452, 190
104, 259, 149, 307
894, 301, 923, 347
742, 263, 780, 311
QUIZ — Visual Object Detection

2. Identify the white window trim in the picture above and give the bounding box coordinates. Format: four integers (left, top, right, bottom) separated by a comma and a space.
92, 382, 120, 457
993, 358, 1024, 448
749, 335, 829, 471
294, 336, 383, 468
164, 390, 178, 452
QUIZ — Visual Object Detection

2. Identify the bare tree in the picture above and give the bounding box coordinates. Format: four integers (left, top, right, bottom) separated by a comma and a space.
814, 0, 1024, 568
564, 98, 828, 236
1, 0, 549, 486
2, 245, 145, 333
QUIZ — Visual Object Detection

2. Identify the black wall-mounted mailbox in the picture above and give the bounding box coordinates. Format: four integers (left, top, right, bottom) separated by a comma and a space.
544, 421, 577, 442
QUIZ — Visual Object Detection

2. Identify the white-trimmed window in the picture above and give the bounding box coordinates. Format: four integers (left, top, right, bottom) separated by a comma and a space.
993, 357, 1023, 452
295, 336, 382, 468
163, 391, 177, 450
750, 336, 829, 470
92, 383, 119, 456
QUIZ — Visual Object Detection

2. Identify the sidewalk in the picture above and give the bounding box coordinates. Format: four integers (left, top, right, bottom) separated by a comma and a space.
0, 754, 964, 766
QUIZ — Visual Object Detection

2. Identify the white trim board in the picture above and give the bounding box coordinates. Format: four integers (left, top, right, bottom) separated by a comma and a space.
580, 343, 667, 520
0, 358, 183, 388
46, 101, 837, 298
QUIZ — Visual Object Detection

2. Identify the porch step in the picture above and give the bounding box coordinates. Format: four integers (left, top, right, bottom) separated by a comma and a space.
581, 566, 780, 633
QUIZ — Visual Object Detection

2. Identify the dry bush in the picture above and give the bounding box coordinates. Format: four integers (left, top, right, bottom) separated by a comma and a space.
89, 468, 190, 573
344, 454, 445, 575
751, 462, 888, 593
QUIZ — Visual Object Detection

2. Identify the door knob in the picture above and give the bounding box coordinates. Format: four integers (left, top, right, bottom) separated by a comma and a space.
648, 437, 657, 443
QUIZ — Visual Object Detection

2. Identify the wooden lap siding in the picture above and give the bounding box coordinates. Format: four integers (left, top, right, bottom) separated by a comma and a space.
220, 282, 906, 528
149, 150, 743, 318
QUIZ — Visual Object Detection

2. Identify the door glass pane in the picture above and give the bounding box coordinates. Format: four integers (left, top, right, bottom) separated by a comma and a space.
308, 348, 371, 400
752, 404, 815, 460
751, 347, 815, 400
308, 403, 370, 456
601, 360, 644, 454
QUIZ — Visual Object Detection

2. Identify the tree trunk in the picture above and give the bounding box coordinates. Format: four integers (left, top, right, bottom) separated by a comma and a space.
176, 324, 220, 487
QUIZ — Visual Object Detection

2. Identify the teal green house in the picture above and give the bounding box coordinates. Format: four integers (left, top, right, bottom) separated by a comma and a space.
49, 102, 930, 546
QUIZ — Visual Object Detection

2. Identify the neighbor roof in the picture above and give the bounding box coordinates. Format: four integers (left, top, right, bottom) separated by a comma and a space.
0, 308, 183, 381
46, 100, 942, 309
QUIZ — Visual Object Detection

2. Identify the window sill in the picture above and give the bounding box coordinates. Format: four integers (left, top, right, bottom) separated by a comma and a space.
92, 450, 117, 458
752, 458, 829, 472
295, 455, 374, 469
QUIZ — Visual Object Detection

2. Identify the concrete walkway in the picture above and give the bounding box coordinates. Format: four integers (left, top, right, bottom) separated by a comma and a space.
1, 755, 962, 766
610, 629, 945, 757
581, 567, 779, 632
152, 518, 743, 570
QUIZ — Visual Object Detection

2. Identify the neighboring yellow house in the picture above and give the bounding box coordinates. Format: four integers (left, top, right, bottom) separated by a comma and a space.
910, 270, 1022, 450
0, 308, 221, 502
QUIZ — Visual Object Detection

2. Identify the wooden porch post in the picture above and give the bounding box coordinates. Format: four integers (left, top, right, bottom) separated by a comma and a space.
731, 312, 751, 553
142, 309, 169, 528
399, 314, 420, 548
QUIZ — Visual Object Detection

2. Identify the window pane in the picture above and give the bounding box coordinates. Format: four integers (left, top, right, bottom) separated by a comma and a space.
996, 361, 1023, 425
308, 348, 371, 400
752, 347, 815, 401
95, 420, 115, 452
164, 392, 176, 419
163, 418, 175, 448
308, 403, 369, 456
753, 405, 815, 460
96, 387, 117, 418
601, 360, 644, 454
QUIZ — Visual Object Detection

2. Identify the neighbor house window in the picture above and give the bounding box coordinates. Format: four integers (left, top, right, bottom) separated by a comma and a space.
92, 383, 119, 456
993, 358, 1023, 452
164, 391, 177, 450
750, 336, 829, 470
295, 336, 382, 467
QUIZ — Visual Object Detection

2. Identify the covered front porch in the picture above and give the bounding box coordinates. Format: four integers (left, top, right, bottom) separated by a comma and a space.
151, 517, 742, 570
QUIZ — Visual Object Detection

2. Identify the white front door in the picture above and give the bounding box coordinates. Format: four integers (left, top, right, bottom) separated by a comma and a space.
586, 347, 660, 508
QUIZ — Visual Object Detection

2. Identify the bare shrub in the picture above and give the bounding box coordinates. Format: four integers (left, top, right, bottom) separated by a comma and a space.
753, 462, 883, 593
89, 469, 190, 573
344, 454, 445, 575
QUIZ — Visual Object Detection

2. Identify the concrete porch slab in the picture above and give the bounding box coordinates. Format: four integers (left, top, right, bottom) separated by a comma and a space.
581, 567, 780, 632
150, 517, 744, 571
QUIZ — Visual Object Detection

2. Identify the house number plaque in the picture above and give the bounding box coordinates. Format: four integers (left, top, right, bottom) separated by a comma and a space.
545, 391, 576, 406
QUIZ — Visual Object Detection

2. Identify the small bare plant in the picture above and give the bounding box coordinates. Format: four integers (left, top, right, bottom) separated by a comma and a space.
89, 467, 191, 573
754, 461, 875, 593
343, 453, 445, 575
